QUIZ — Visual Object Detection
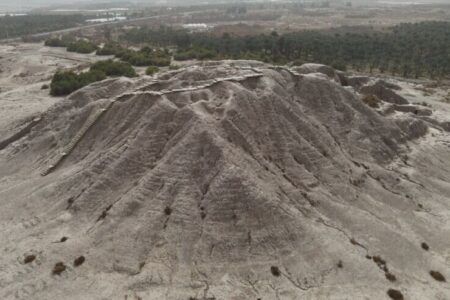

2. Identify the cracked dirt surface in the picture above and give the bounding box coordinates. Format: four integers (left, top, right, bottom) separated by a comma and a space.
1, 60, 450, 299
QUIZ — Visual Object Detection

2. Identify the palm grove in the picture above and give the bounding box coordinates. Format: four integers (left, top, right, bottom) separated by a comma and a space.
123, 21, 450, 79
47, 21, 450, 96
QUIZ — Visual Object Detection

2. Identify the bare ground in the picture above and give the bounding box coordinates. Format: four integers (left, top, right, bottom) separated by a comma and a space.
0, 50, 450, 300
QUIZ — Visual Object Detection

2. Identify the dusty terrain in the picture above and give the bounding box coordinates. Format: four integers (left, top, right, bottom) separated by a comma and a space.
182, 3, 450, 35
0, 43, 110, 131
1, 47, 450, 300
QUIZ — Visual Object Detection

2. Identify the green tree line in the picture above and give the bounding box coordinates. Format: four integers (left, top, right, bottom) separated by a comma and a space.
123, 22, 450, 78
50, 59, 136, 96
0, 15, 87, 40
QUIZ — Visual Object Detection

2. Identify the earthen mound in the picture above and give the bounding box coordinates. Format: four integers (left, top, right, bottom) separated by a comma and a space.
1, 62, 450, 300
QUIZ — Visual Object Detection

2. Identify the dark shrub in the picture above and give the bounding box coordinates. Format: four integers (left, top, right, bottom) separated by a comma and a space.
116, 48, 171, 67
421, 242, 429, 251
372, 256, 386, 266
74, 256, 85, 267
91, 59, 137, 77
146, 66, 160, 75
362, 94, 380, 108
430, 270, 446, 282
270, 266, 281, 277
387, 289, 404, 300
24, 254, 36, 264
67, 40, 98, 54
164, 206, 172, 216
385, 272, 397, 282
96, 42, 122, 56
52, 262, 66, 275
50, 70, 106, 96
45, 37, 69, 47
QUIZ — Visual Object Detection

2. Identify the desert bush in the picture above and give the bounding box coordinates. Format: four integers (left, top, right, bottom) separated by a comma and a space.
91, 59, 137, 77
421, 242, 429, 251
45, 37, 70, 47
52, 262, 66, 275
67, 40, 98, 54
174, 47, 217, 61
96, 42, 122, 56
24, 255, 36, 264
385, 272, 397, 282
270, 266, 281, 276
74, 256, 85, 267
372, 256, 386, 266
169, 65, 180, 70
362, 94, 380, 108
146, 66, 160, 75
430, 270, 446, 282
50, 70, 106, 96
387, 289, 404, 300
164, 206, 172, 216
116, 48, 171, 67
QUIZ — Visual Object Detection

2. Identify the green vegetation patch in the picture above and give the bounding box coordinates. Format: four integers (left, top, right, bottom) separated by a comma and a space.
123, 22, 450, 78
45, 37, 70, 47
50, 70, 106, 96
0, 15, 87, 40
145, 66, 160, 75
50, 59, 137, 96
91, 59, 137, 77
96, 42, 122, 56
67, 40, 98, 54
116, 47, 171, 67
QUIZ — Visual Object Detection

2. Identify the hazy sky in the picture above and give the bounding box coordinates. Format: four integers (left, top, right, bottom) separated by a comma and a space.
1, 0, 449, 12
0, 0, 133, 11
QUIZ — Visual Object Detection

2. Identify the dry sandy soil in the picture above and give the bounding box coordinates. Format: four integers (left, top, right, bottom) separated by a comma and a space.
185, 4, 450, 35
1, 46, 450, 300
0, 43, 110, 131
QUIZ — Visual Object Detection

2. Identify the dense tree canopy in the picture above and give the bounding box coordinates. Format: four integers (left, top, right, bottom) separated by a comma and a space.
50, 70, 106, 96
123, 22, 450, 78
0, 15, 87, 40
50, 59, 137, 96
91, 59, 137, 77
67, 40, 98, 54
45, 37, 70, 47
113, 47, 171, 67
96, 42, 122, 56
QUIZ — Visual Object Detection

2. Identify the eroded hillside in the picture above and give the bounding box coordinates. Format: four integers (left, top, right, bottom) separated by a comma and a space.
1, 61, 450, 300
